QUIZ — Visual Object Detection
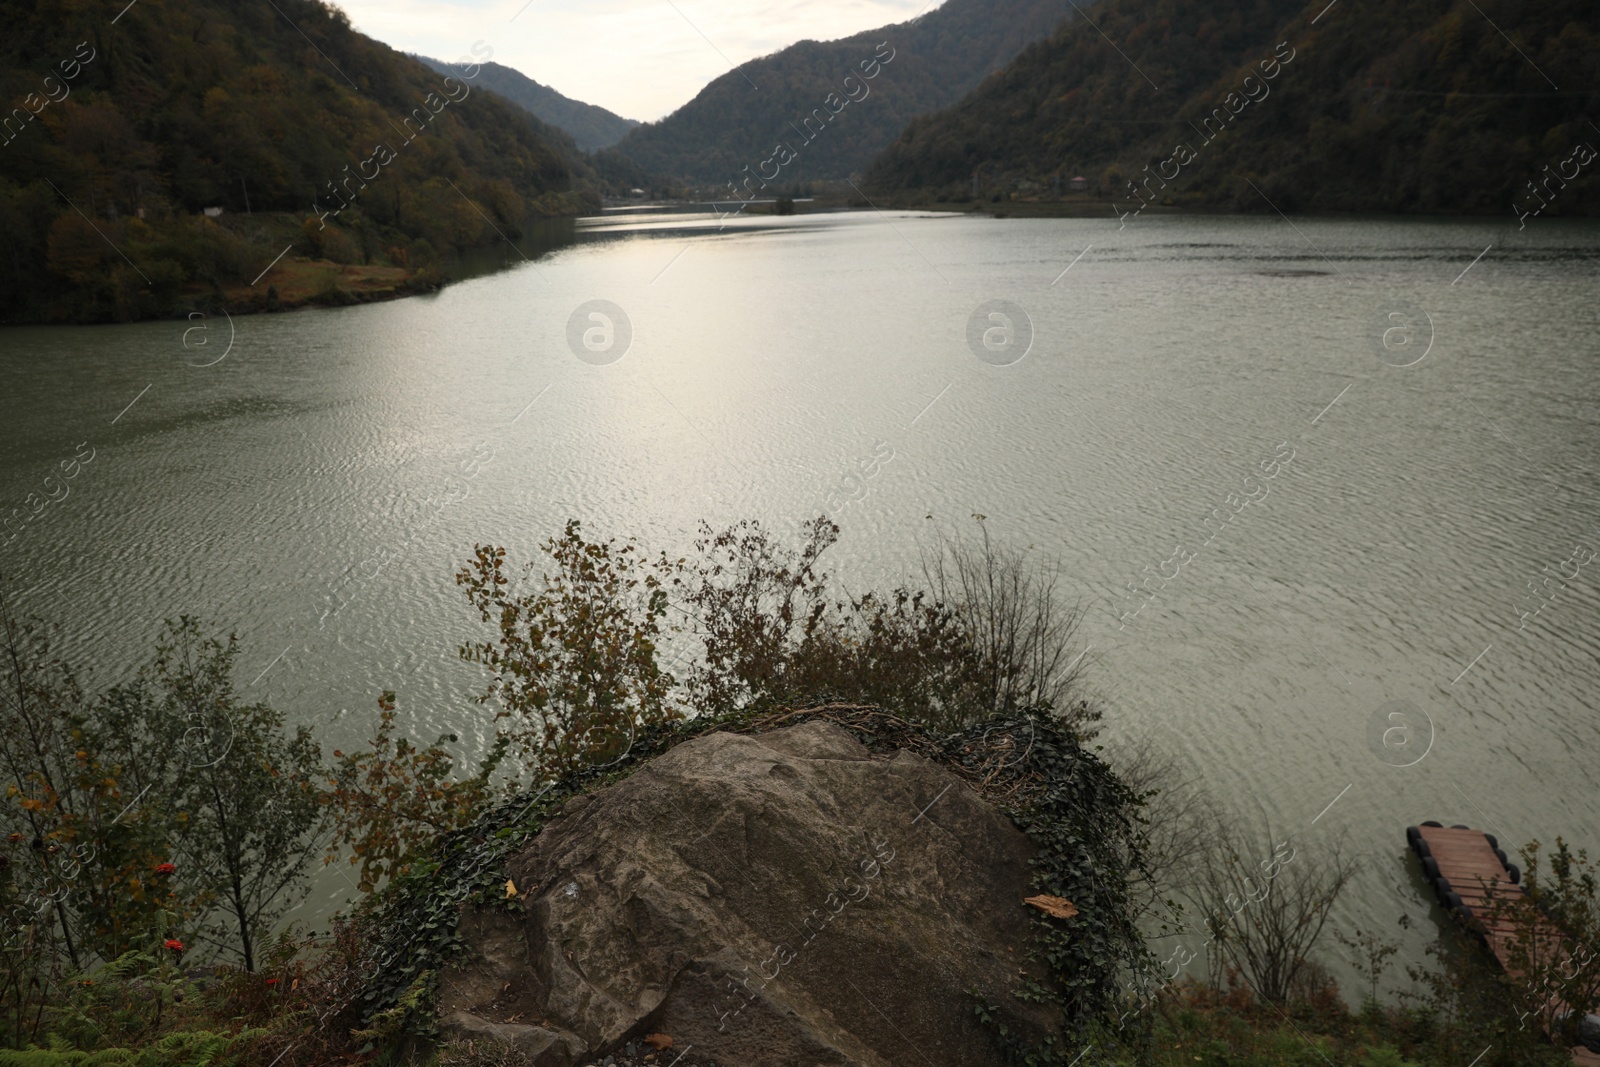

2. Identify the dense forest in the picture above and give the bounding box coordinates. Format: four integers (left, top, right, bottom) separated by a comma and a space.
607, 0, 1079, 186
0, 0, 606, 324
864, 0, 1600, 217
417, 56, 639, 152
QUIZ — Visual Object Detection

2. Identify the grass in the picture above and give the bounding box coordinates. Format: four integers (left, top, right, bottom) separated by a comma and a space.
1091, 978, 1573, 1067
217, 256, 426, 313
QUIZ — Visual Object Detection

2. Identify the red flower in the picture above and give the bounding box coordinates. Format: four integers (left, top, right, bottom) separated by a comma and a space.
153, 862, 175, 875
265, 978, 278, 985
164, 939, 184, 953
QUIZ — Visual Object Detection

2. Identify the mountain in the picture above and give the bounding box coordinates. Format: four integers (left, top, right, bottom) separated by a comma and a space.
416, 56, 639, 152
864, 0, 1600, 216
607, 0, 1079, 186
0, 0, 598, 324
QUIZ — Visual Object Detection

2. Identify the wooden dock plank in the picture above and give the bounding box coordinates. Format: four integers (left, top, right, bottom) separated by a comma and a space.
1412, 823, 1595, 1064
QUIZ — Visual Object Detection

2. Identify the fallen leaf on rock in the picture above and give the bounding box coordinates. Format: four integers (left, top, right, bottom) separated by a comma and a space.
644, 1033, 674, 1050
505, 878, 518, 898
1024, 894, 1079, 919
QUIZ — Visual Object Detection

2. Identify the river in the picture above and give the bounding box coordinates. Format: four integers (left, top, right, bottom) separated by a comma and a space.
2, 207, 1597, 984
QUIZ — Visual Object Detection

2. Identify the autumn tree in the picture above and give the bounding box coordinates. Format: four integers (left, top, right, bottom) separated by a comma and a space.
141, 619, 323, 972
44, 214, 108, 286
676, 517, 991, 726
456, 521, 681, 780
0, 587, 172, 972
0, 599, 322, 977
324, 690, 505, 892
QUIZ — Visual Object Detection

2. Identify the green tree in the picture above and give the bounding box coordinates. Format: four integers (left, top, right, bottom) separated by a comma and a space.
1479, 838, 1600, 1047
0, 601, 322, 979
0, 588, 171, 974
142, 619, 323, 972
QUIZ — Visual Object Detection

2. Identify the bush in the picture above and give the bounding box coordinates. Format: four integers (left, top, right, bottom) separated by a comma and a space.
676, 516, 1094, 733
318, 515, 1097, 900
676, 517, 989, 727
455, 521, 681, 780
1470, 837, 1600, 1048
0, 515, 1121, 1059
920, 521, 1093, 730
324, 690, 506, 892
0, 599, 323, 1048
1184, 818, 1356, 1008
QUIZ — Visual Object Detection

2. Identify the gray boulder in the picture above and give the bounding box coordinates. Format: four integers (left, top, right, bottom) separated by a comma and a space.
438, 721, 1060, 1066
1580, 1012, 1600, 1052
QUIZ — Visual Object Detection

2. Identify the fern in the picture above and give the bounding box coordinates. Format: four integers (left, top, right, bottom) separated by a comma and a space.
0, 1027, 263, 1066
84, 952, 157, 984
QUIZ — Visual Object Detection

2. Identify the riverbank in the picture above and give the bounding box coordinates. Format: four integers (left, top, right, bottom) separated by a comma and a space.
859, 191, 1223, 219
4, 201, 589, 327
215, 256, 440, 316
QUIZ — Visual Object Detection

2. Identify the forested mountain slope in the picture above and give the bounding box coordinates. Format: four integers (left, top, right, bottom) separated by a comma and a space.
0, 0, 595, 323
864, 0, 1600, 216
609, 0, 1078, 185
417, 56, 639, 152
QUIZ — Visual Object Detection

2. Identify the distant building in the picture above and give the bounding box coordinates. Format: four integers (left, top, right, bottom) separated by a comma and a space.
1068, 176, 1089, 192
203, 206, 224, 217
629, 188, 646, 198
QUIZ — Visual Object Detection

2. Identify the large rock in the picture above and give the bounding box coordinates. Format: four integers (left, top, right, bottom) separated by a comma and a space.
438, 721, 1060, 1066
1580, 1012, 1600, 1053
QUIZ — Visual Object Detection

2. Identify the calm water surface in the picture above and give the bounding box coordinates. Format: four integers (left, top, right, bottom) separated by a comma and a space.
2, 209, 1598, 980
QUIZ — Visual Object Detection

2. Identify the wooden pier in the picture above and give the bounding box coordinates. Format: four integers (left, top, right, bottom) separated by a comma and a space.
1408, 822, 1600, 1065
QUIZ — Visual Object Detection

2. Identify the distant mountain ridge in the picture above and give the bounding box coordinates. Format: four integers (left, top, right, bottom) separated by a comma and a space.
864, 0, 1600, 216
416, 56, 639, 152
607, 0, 1080, 185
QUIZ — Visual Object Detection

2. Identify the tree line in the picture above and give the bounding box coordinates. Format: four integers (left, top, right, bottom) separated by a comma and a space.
0, 0, 612, 325
864, 0, 1600, 218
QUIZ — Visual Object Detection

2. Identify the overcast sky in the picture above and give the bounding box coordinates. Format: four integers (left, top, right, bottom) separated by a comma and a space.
334, 0, 936, 123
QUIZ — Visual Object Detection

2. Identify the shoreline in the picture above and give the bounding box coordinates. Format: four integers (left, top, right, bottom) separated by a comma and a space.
0, 211, 582, 328
10, 202, 1595, 328
213, 256, 444, 318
